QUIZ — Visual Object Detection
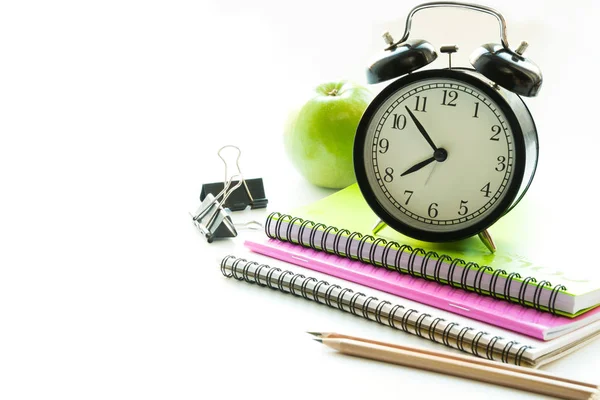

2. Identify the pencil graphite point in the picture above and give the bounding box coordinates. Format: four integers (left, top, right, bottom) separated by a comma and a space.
307, 332, 322, 337
312, 338, 323, 343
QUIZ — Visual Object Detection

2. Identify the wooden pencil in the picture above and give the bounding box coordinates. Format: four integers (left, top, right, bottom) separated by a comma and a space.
314, 337, 599, 400
310, 332, 600, 390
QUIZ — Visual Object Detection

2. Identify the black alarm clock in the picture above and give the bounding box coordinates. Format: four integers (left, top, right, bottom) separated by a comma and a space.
354, 2, 542, 253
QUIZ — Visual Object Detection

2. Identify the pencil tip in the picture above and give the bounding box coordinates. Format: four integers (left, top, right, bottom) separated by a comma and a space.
313, 338, 323, 343
307, 332, 322, 337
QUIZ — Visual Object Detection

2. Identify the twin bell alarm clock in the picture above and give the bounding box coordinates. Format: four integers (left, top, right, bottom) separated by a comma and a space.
353, 2, 542, 253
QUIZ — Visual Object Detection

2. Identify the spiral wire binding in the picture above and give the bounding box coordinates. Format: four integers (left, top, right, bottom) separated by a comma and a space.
428, 318, 445, 342
471, 330, 487, 358
220, 255, 535, 366
388, 304, 404, 329
501, 340, 517, 364
489, 268, 507, 299
456, 327, 473, 352
442, 322, 458, 347
486, 336, 502, 360
415, 313, 430, 338
265, 212, 569, 314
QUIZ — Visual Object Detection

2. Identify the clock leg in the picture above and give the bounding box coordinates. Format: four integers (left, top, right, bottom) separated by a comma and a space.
372, 218, 388, 235
478, 229, 497, 253
373, 219, 496, 253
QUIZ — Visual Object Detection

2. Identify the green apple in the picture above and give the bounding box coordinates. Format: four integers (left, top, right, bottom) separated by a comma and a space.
284, 81, 373, 189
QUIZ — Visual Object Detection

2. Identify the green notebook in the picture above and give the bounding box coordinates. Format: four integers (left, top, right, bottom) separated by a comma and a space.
265, 184, 600, 317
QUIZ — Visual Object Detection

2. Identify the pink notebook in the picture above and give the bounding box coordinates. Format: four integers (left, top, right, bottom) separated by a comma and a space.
245, 238, 600, 340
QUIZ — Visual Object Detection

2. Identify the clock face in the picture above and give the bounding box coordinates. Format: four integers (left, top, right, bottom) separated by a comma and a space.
355, 70, 526, 241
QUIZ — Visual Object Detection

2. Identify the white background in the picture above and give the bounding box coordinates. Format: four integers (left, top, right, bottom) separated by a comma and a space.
1, 0, 599, 399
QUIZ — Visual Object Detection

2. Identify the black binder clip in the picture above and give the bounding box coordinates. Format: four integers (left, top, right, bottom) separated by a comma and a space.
190, 174, 242, 243
200, 145, 267, 211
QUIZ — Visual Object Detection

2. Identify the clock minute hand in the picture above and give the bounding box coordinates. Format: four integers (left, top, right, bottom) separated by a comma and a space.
401, 156, 436, 177
404, 105, 438, 151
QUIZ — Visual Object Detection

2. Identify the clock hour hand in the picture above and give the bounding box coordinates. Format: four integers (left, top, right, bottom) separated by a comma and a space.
401, 156, 436, 177
404, 105, 438, 152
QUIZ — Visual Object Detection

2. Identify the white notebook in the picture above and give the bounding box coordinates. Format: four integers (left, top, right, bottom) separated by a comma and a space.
220, 253, 600, 368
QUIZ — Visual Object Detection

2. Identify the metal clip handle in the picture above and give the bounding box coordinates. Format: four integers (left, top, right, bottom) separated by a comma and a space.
193, 173, 243, 228
218, 145, 254, 203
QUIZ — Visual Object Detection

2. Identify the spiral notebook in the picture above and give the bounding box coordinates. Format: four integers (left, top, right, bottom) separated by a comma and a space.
245, 238, 600, 340
220, 254, 600, 368
264, 184, 600, 317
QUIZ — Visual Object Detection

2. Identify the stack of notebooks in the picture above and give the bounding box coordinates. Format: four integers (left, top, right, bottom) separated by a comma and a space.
231, 184, 600, 368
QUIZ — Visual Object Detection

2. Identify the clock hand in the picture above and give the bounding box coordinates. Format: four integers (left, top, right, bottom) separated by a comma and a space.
401, 156, 436, 177
424, 161, 438, 185
401, 148, 448, 177
404, 105, 438, 152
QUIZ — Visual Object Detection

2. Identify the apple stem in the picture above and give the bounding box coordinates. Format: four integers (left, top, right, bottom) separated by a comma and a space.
327, 88, 339, 96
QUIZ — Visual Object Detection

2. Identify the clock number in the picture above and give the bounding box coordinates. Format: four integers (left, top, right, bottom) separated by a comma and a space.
480, 182, 491, 198
490, 125, 501, 141
414, 96, 427, 112
404, 190, 414, 205
428, 202, 439, 218
441, 90, 458, 106
391, 114, 407, 130
496, 156, 507, 172
384, 167, 394, 182
378, 138, 389, 153
458, 200, 469, 216
473, 102, 480, 118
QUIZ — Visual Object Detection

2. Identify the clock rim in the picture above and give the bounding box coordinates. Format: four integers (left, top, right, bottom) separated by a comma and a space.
354, 68, 527, 242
